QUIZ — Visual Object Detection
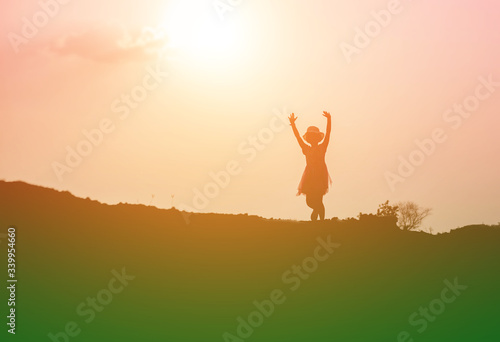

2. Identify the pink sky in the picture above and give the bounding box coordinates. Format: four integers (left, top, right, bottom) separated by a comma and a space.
1, 0, 499, 232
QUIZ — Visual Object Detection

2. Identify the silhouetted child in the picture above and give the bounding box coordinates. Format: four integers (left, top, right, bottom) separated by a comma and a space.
289, 111, 332, 221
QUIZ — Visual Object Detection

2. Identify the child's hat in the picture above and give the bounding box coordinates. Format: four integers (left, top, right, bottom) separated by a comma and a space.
303, 126, 324, 140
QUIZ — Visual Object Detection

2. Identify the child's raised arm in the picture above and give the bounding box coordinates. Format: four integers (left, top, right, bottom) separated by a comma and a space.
321, 111, 332, 149
289, 113, 308, 150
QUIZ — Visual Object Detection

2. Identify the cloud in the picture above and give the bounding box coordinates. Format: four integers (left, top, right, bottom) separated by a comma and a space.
49, 24, 169, 63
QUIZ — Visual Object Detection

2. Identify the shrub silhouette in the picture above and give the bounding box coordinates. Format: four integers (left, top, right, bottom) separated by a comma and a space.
376, 200, 399, 218
396, 201, 432, 231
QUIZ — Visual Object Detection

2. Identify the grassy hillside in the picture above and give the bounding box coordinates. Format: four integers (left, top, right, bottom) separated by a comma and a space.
0, 181, 499, 341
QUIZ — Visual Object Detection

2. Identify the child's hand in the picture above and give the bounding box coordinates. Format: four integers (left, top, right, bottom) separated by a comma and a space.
288, 113, 298, 125
322, 111, 331, 119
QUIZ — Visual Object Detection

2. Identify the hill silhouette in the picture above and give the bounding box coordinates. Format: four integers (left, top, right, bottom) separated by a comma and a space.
0, 180, 499, 342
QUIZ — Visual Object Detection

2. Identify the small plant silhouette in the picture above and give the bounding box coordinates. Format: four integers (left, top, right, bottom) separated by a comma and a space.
396, 201, 432, 231
376, 200, 399, 218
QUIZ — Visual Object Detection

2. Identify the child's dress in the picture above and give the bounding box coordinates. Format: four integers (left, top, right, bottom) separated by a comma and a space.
297, 143, 332, 196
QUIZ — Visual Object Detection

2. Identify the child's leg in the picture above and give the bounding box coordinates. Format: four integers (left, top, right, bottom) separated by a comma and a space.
306, 194, 319, 221
318, 195, 325, 220
310, 210, 318, 221
305, 194, 314, 209
311, 193, 325, 221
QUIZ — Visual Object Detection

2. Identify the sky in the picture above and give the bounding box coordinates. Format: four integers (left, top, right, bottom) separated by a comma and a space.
1, 0, 499, 232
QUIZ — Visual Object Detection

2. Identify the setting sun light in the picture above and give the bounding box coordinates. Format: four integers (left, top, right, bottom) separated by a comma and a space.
163, 0, 244, 63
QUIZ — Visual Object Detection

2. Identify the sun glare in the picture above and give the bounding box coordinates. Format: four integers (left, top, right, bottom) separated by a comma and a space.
163, 1, 244, 64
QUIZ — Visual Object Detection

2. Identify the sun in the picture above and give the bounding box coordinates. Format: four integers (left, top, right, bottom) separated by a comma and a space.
162, 0, 243, 63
